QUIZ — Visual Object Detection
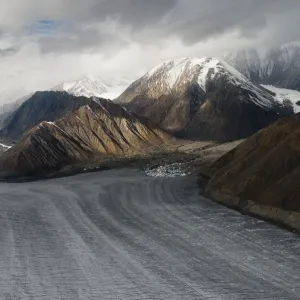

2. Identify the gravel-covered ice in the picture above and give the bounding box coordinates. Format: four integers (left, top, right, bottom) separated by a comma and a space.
144, 163, 190, 177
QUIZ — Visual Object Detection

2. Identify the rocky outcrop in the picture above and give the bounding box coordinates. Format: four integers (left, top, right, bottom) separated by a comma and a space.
0, 91, 94, 140
0, 99, 170, 177
206, 113, 300, 231
117, 57, 291, 141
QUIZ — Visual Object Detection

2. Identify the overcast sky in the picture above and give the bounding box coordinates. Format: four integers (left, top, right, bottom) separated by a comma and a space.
0, 0, 300, 103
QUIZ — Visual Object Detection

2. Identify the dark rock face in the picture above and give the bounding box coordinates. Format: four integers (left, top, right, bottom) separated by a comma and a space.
180, 92, 283, 141
225, 45, 300, 91
0, 112, 11, 128
0, 99, 170, 177
0, 91, 94, 140
207, 113, 300, 213
117, 57, 291, 141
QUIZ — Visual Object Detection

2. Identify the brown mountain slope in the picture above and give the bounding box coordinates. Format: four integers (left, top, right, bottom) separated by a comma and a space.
0, 99, 170, 177
206, 113, 300, 229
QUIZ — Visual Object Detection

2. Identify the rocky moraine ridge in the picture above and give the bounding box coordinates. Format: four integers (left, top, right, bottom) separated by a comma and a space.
204, 112, 300, 231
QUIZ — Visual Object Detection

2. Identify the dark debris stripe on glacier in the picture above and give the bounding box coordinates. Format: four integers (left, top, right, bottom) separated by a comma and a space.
0, 169, 299, 300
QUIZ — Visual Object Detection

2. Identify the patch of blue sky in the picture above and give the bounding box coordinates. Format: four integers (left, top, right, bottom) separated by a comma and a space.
29, 20, 62, 36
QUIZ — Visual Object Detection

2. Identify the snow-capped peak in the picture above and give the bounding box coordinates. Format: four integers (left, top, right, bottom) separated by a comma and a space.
149, 57, 220, 91
145, 57, 251, 91
141, 57, 274, 109
53, 75, 109, 98
52, 75, 131, 100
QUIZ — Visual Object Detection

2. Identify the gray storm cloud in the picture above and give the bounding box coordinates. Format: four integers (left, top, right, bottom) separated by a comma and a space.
168, 0, 300, 45
29, 0, 300, 54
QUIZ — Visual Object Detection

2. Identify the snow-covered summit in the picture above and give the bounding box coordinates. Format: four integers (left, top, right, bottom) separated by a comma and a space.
145, 57, 224, 91
140, 57, 275, 109
52, 75, 130, 100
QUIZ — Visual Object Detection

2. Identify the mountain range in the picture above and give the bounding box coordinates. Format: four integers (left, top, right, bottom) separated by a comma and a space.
1, 52, 300, 182
0, 98, 170, 177
0, 75, 131, 130
0, 75, 133, 141
2, 57, 296, 144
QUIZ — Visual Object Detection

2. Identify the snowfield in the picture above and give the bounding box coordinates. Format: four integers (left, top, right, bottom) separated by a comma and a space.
261, 85, 300, 113
0, 143, 11, 153
0, 169, 299, 299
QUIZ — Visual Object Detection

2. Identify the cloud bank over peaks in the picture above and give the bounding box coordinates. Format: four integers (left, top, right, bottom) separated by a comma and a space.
0, 0, 299, 103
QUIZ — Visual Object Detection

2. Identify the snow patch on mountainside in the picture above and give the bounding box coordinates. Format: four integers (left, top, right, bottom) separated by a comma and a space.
0, 143, 11, 153
261, 85, 300, 113
53, 75, 130, 100
0, 143, 11, 149
194, 57, 221, 91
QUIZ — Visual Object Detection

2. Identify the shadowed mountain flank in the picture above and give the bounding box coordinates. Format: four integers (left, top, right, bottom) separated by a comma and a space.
0, 91, 94, 140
